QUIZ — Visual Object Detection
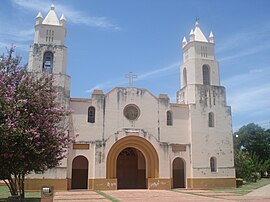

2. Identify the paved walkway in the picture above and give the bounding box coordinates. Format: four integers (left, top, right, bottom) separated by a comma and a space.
176, 188, 270, 202
104, 189, 230, 201
53, 184, 270, 202
54, 190, 110, 202
247, 183, 270, 197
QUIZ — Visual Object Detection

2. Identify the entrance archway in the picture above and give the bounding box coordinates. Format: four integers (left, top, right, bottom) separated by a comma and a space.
117, 147, 146, 189
71, 156, 88, 189
172, 157, 185, 188
107, 135, 159, 189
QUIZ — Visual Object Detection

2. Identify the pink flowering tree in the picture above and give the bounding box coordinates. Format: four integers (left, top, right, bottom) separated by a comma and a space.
0, 46, 21, 74
0, 47, 73, 199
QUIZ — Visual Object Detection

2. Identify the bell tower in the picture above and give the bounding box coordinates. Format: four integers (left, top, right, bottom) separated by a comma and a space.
28, 5, 70, 107
177, 22, 220, 104
177, 22, 235, 185
26, 5, 71, 185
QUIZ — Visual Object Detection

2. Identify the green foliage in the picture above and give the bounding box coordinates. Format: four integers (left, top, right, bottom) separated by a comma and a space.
234, 123, 270, 162
0, 48, 73, 200
234, 123, 270, 181
235, 151, 255, 181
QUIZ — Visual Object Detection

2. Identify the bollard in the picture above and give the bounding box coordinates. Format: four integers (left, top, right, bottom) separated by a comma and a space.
41, 186, 54, 202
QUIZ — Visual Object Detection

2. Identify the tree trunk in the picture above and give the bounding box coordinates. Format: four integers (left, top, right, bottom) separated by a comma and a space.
21, 174, 25, 200
8, 177, 18, 196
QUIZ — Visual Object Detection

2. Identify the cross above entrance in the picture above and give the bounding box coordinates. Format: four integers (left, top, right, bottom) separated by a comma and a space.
125, 72, 138, 87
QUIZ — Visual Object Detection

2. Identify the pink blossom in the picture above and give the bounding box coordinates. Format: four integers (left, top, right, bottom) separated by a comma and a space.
18, 99, 28, 103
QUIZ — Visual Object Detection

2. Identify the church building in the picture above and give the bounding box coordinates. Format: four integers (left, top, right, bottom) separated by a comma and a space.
25, 5, 235, 190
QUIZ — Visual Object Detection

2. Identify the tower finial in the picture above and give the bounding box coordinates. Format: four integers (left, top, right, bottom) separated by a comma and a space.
195, 17, 200, 27
50, 4, 55, 10
60, 14, 66, 26
189, 29, 195, 42
209, 31, 214, 43
36, 11, 43, 19
182, 37, 187, 48
35, 11, 43, 25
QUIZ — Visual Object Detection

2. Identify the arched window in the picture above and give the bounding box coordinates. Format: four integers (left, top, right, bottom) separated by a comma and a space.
202, 65, 210, 85
208, 112, 214, 127
210, 157, 217, 172
88, 107, 95, 123
183, 68, 187, 86
43, 52, 53, 73
167, 111, 173, 126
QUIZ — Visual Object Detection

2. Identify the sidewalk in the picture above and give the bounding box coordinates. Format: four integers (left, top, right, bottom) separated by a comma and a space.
53, 182, 270, 202
247, 183, 270, 197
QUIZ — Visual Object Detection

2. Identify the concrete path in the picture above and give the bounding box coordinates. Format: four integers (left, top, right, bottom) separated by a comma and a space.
247, 183, 270, 197
104, 189, 231, 201
53, 185, 270, 202
176, 188, 270, 202
53, 190, 110, 202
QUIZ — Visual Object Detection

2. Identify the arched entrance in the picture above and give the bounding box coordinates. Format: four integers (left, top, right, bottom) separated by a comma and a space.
107, 135, 159, 189
71, 156, 88, 189
172, 158, 185, 188
117, 147, 146, 189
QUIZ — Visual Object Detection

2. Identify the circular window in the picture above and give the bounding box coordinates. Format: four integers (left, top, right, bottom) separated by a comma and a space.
123, 104, 140, 121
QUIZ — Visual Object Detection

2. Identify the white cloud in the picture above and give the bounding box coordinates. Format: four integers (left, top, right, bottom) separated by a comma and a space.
219, 44, 270, 62
0, 27, 34, 42
1, 0, 120, 53
229, 84, 270, 114
223, 67, 270, 132
217, 24, 270, 53
217, 23, 270, 62
86, 79, 127, 94
0, 25, 33, 53
215, 24, 270, 131
224, 67, 270, 115
0, 38, 30, 54
86, 62, 179, 93
58, 5, 120, 30
10, 0, 120, 30
137, 62, 180, 81
11, 0, 47, 11
222, 67, 270, 88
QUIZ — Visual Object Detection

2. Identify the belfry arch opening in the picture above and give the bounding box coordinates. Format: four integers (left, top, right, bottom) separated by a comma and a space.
202, 65, 210, 85
43, 51, 53, 73
183, 68, 187, 86
106, 135, 159, 189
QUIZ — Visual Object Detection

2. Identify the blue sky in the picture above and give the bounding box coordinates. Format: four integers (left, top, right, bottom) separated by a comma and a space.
1, 0, 270, 131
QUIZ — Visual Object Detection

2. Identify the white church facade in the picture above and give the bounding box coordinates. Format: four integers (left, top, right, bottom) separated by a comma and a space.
25, 5, 235, 190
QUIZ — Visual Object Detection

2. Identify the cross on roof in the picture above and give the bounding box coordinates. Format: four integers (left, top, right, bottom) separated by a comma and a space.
125, 72, 137, 87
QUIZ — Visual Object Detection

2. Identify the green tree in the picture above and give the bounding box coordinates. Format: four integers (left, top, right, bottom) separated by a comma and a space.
234, 123, 270, 181
0, 48, 73, 200
234, 123, 270, 162
235, 151, 255, 181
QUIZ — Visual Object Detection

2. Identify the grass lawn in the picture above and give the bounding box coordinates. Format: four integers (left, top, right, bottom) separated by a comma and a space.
0, 185, 40, 202
212, 178, 270, 195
